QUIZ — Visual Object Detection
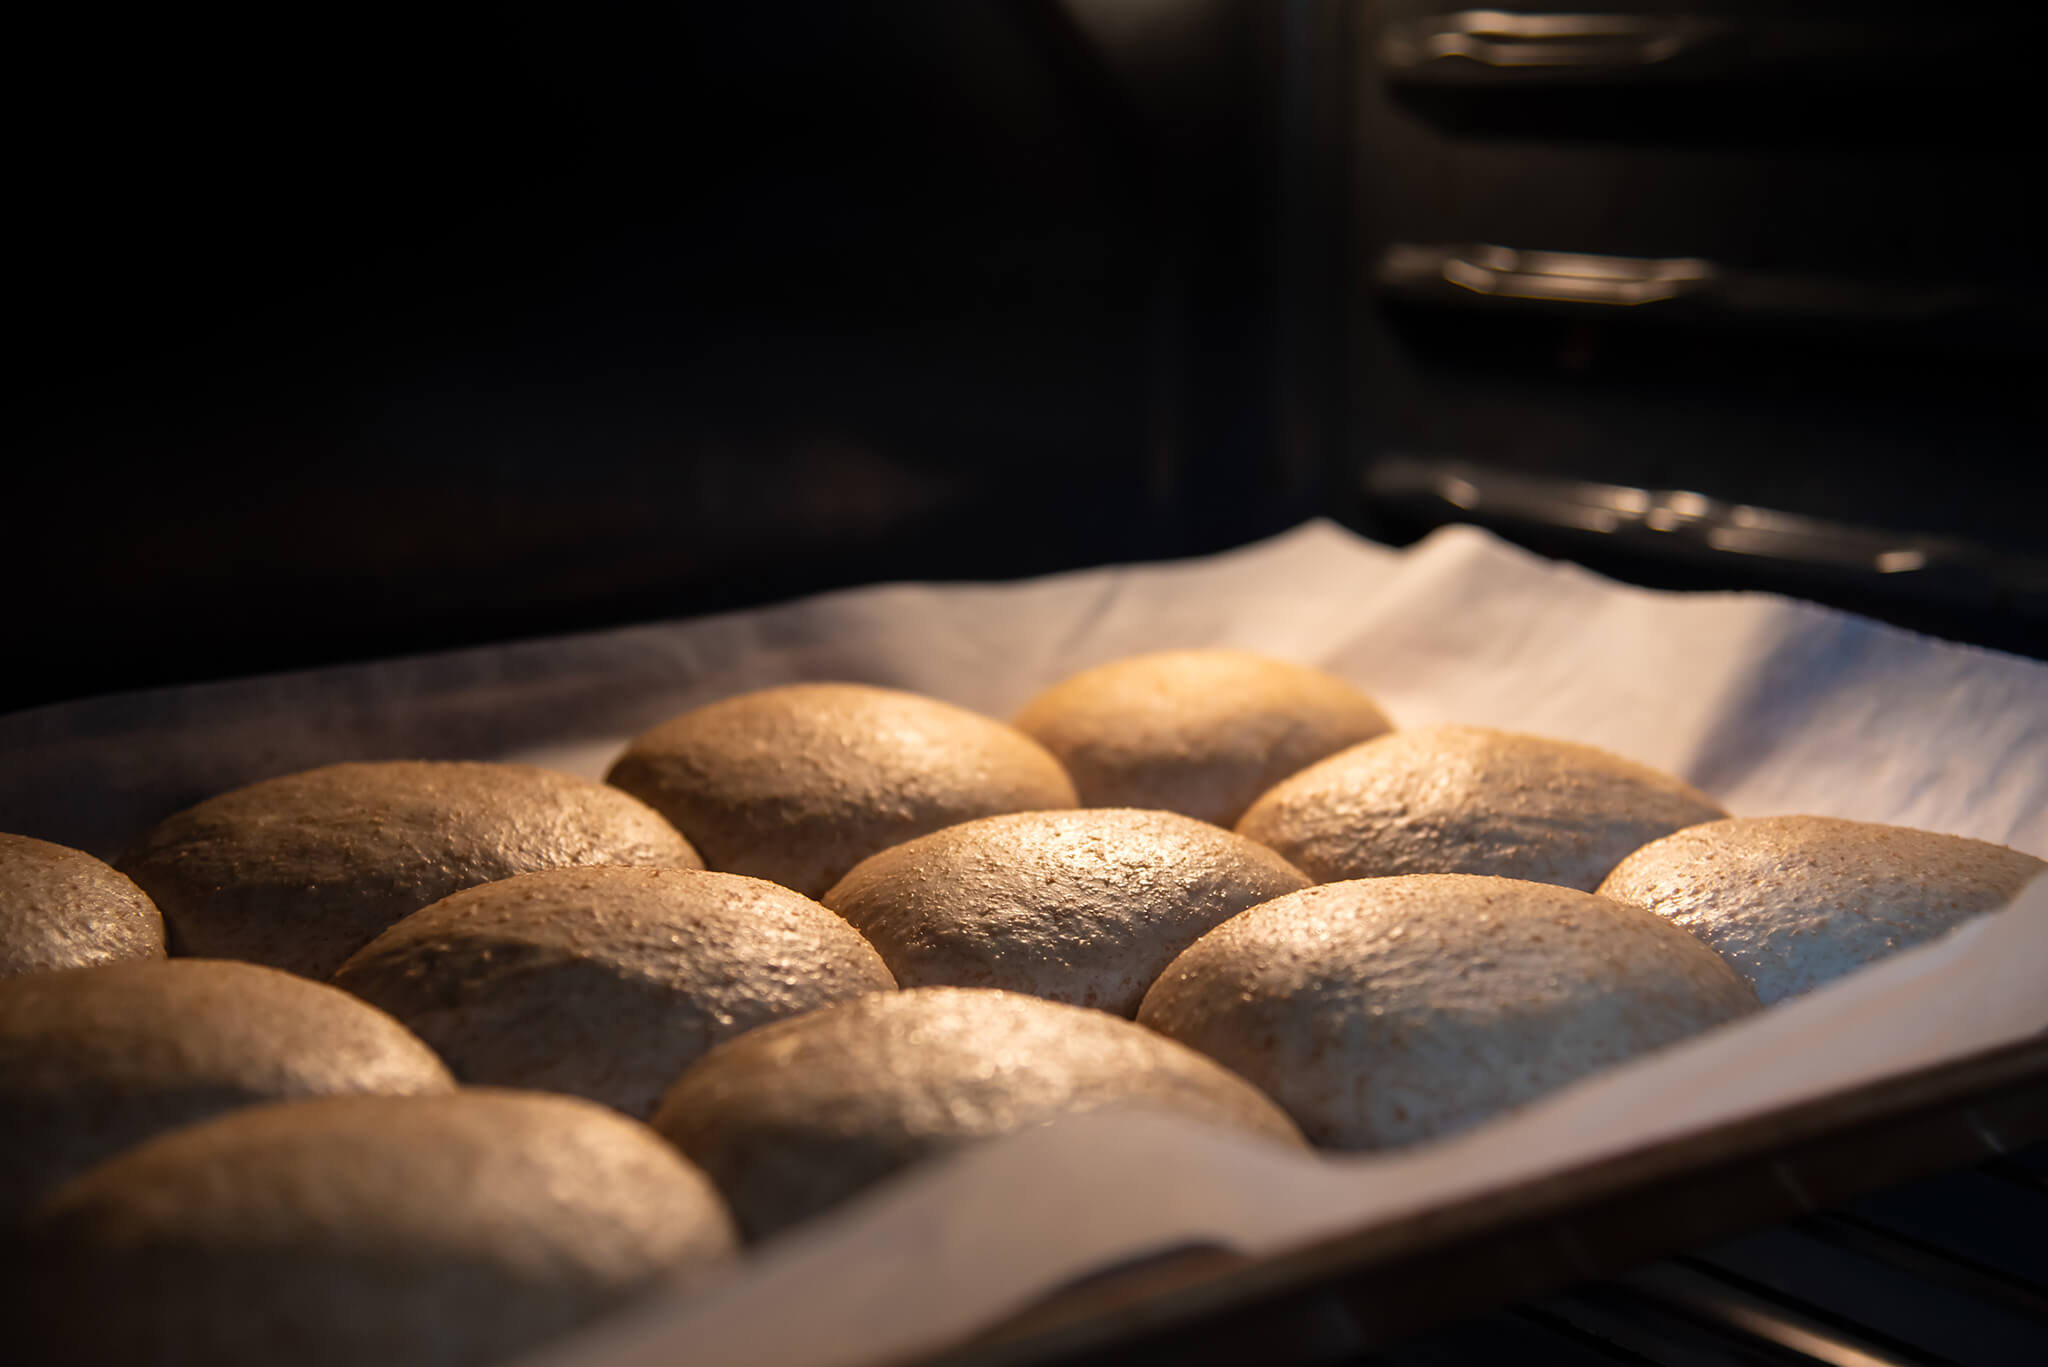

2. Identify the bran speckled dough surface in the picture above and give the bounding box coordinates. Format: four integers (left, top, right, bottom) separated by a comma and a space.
333, 865, 896, 1118
0, 834, 164, 978
821, 808, 1309, 1016
1598, 815, 2047, 1004
0, 520, 2043, 1367
116, 761, 702, 980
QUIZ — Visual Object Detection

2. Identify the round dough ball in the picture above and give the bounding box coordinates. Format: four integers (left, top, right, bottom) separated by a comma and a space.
1137, 875, 1759, 1149
9, 1090, 737, 1367
1598, 815, 2048, 1005
0, 958, 453, 1222
651, 986, 1305, 1239
606, 683, 1078, 899
333, 866, 897, 1117
1, 832, 165, 979
1012, 650, 1394, 828
822, 808, 1308, 1016
1237, 725, 1726, 890
118, 760, 703, 980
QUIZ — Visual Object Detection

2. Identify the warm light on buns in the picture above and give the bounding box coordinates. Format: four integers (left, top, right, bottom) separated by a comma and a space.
606, 683, 1078, 898
1599, 815, 2047, 1004
1138, 875, 1759, 1148
334, 865, 896, 1116
1013, 649, 1392, 827
822, 808, 1307, 1016
10, 1091, 736, 1367
119, 761, 702, 980
1, 833, 164, 979
652, 986, 1306, 1239
0, 959, 453, 1222
1237, 725, 1726, 890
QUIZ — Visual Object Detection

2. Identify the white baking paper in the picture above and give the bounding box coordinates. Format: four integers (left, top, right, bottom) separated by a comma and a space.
2, 520, 2043, 1367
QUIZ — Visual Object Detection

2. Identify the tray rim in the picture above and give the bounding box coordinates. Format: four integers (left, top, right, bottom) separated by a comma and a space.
926, 1029, 2048, 1366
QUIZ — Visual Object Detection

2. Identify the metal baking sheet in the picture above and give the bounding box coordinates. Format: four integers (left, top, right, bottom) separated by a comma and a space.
3, 520, 2042, 1367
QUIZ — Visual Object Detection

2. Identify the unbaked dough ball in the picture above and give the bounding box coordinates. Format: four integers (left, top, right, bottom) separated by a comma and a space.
0, 958, 453, 1221
119, 760, 702, 979
822, 808, 1307, 1016
1599, 815, 2047, 1004
1237, 725, 1726, 890
1013, 650, 1393, 827
334, 865, 896, 1117
1, 832, 164, 979
1137, 875, 1759, 1149
10, 1090, 737, 1367
651, 986, 1305, 1239
606, 683, 1078, 898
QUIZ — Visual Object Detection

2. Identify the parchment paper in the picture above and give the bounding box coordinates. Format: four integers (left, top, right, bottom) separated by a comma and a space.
3, 520, 2043, 1366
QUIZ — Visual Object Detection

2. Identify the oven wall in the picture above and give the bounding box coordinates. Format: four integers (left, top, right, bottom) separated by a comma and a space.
10, 3, 1317, 712
12, 2, 2041, 714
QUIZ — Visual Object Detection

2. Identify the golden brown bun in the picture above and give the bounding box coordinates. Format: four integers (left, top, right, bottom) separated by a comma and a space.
1599, 815, 2048, 1005
1, 832, 164, 979
1237, 725, 1726, 890
118, 760, 702, 979
1012, 650, 1393, 827
10, 1090, 736, 1367
606, 683, 1078, 898
334, 866, 896, 1117
651, 986, 1306, 1239
0, 959, 452, 1222
1137, 876, 1759, 1149
822, 809, 1308, 1016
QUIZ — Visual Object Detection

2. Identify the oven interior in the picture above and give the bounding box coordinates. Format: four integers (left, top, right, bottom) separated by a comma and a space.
11, 5, 2045, 1363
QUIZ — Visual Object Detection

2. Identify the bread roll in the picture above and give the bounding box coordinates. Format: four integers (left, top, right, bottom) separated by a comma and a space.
334, 866, 896, 1117
1012, 650, 1393, 827
0, 958, 452, 1221
606, 683, 1078, 898
118, 760, 702, 979
1137, 875, 1759, 1149
651, 987, 1305, 1238
822, 808, 1308, 1016
1, 832, 164, 979
1237, 725, 1726, 890
9, 1090, 736, 1367
1599, 815, 2048, 1005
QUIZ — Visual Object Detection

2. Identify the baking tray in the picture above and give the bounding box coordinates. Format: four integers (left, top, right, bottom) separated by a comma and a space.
5, 520, 2043, 1367
945, 1035, 2048, 1366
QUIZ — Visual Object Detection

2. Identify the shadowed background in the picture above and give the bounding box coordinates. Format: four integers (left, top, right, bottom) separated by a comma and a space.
11, 2, 2043, 712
